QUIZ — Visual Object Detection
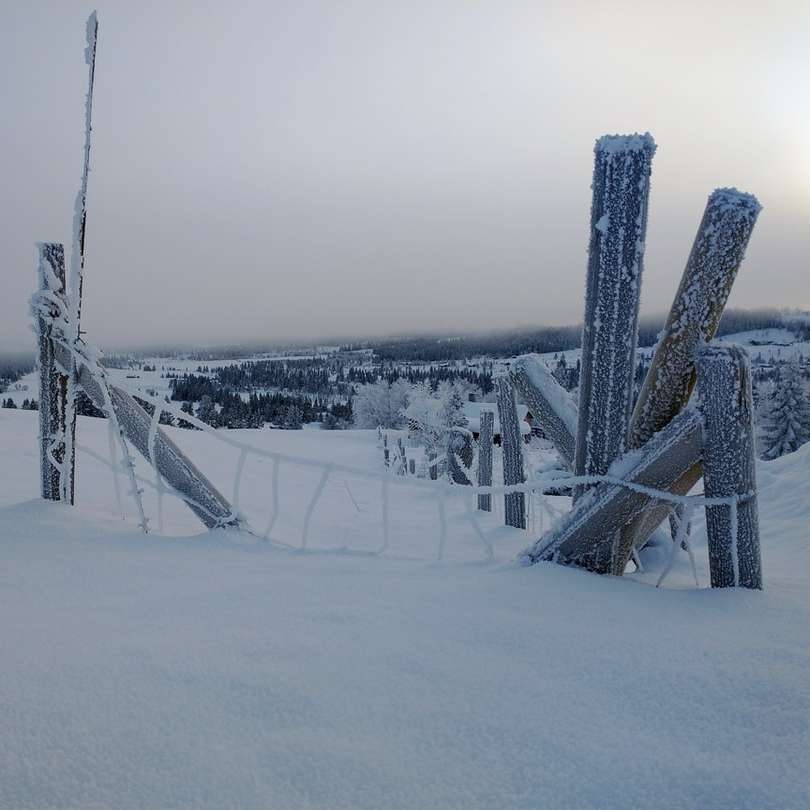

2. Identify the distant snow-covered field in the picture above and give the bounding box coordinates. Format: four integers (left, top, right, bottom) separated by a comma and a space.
0, 409, 808, 809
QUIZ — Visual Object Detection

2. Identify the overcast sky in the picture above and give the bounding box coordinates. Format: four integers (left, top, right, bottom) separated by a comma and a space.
2, 0, 808, 351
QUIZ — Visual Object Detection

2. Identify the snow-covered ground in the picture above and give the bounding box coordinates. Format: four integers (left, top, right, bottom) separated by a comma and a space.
1, 409, 808, 809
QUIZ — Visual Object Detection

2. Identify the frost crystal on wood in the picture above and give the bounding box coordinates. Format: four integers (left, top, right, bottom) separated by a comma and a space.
575, 133, 656, 498
697, 344, 762, 589
520, 409, 702, 568
614, 187, 761, 572
477, 409, 494, 511
509, 354, 577, 468
53, 343, 237, 530
36, 243, 72, 503
496, 377, 525, 529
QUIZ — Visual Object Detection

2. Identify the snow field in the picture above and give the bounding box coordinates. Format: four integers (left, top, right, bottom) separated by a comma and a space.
0, 410, 808, 809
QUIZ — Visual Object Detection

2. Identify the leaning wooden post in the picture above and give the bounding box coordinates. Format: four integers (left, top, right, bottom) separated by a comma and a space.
574, 134, 656, 500
496, 377, 525, 529
613, 188, 761, 573
36, 243, 72, 503
477, 409, 494, 511
697, 344, 762, 589
509, 354, 577, 468
521, 408, 702, 568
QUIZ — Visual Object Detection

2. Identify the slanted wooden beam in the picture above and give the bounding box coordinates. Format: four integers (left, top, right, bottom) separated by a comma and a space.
520, 408, 702, 570
53, 343, 238, 529
509, 355, 577, 468
612, 188, 761, 573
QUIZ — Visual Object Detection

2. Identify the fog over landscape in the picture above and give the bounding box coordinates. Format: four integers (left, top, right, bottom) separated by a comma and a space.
2, 0, 808, 351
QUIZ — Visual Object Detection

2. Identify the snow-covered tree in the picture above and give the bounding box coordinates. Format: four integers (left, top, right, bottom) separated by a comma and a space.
759, 362, 810, 459
353, 379, 409, 429
405, 381, 469, 455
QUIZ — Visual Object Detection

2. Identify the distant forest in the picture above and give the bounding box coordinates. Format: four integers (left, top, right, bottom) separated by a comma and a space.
356, 308, 808, 362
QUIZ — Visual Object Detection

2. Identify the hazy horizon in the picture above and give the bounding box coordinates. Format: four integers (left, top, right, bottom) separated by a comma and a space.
3, 1, 808, 353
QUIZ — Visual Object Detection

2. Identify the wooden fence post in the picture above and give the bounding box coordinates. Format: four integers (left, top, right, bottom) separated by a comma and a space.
497, 377, 525, 529
613, 188, 761, 573
447, 428, 473, 485
509, 354, 577, 468
697, 344, 762, 589
520, 409, 702, 568
477, 409, 494, 511
428, 450, 438, 481
36, 242, 72, 502
574, 134, 656, 500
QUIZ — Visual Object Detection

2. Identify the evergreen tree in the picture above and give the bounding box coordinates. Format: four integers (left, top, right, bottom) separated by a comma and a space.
760, 362, 810, 459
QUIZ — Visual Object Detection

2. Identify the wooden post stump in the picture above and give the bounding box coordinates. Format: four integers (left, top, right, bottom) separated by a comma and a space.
477, 409, 494, 511
497, 377, 525, 529
697, 344, 762, 589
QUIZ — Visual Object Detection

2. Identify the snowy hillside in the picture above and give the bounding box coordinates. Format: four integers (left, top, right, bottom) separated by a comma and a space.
1, 409, 808, 810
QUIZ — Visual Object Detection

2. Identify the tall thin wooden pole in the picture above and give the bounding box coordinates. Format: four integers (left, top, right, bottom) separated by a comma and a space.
36, 243, 72, 503
697, 344, 762, 589
497, 377, 525, 529
574, 134, 656, 499
477, 409, 494, 511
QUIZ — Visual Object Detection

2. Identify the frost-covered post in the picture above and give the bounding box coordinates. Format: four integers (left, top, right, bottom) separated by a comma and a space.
697, 344, 762, 589
614, 188, 762, 572
509, 354, 577, 468
477, 409, 494, 511
428, 450, 438, 481
397, 437, 407, 475
447, 428, 473, 485
520, 409, 703, 567
496, 377, 525, 529
36, 242, 73, 503
574, 133, 656, 499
